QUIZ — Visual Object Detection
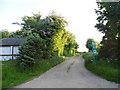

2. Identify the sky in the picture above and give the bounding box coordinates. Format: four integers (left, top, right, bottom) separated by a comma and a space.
0, 0, 104, 52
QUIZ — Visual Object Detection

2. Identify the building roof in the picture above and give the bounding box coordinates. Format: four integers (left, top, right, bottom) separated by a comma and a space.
0, 38, 27, 46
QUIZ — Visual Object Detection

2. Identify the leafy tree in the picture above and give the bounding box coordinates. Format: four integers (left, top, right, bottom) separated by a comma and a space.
21, 13, 43, 37
7, 29, 30, 38
17, 12, 68, 55
0, 30, 27, 39
0, 30, 9, 39
95, 2, 120, 59
43, 11, 67, 33
86, 38, 101, 52
64, 32, 79, 55
14, 12, 79, 68
15, 11, 67, 39
52, 30, 78, 56
52, 29, 67, 56
86, 39, 94, 52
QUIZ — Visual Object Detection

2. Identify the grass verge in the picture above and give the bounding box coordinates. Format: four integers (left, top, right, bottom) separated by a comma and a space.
82, 53, 119, 83
0, 61, 2, 90
2, 56, 65, 89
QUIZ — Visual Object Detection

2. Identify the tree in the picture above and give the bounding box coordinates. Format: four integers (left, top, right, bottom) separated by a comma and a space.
16, 12, 69, 56
8, 29, 30, 38
14, 12, 79, 68
0, 30, 9, 39
20, 13, 42, 37
52, 29, 67, 56
95, 2, 120, 59
86, 38, 101, 52
86, 39, 94, 52
14, 11, 68, 39
64, 32, 79, 56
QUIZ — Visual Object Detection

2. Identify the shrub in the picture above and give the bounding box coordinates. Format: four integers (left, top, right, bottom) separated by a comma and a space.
17, 34, 46, 68
83, 52, 95, 65
17, 55, 35, 68
83, 53, 119, 83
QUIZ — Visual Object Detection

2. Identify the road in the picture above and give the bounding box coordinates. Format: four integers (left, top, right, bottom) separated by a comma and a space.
15, 56, 119, 88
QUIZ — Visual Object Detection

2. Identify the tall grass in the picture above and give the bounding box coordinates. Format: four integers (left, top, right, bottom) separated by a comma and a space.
82, 53, 119, 83
0, 61, 2, 90
2, 56, 65, 88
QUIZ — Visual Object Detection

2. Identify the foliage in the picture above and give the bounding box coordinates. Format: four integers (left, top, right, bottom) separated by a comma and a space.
95, 2, 120, 59
15, 11, 68, 39
52, 29, 67, 56
11, 29, 30, 38
64, 32, 78, 56
2, 56, 65, 88
82, 53, 119, 83
51, 29, 78, 57
0, 30, 9, 39
19, 12, 69, 58
0, 29, 28, 39
20, 13, 43, 37
82, 52, 94, 64
86, 39, 94, 52
17, 35, 47, 68
43, 11, 68, 33
12, 11, 79, 68
85, 38, 101, 52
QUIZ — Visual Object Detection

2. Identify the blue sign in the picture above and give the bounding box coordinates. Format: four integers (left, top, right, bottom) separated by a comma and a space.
92, 41, 97, 65
92, 41, 97, 56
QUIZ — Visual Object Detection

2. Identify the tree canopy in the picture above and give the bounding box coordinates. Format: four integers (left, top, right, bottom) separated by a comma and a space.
13, 12, 78, 68
95, 2, 120, 59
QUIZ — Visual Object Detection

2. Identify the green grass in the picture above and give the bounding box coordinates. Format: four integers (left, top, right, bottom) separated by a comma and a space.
2, 56, 65, 89
65, 54, 74, 57
82, 53, 119, 83
0, 61, 2, 90
65, 52, 82, 57
1, 60, 18, 65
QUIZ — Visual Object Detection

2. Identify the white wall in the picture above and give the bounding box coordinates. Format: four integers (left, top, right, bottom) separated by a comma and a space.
13, 46, 19, 54
0, 46, 19, 61
0, 47, 11, 55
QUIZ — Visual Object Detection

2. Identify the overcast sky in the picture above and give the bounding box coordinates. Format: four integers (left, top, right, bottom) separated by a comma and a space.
0, 0, 104, 52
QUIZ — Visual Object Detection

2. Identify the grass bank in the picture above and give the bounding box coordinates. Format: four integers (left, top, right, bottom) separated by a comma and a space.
2, 56, 65, 89
82, 52, 119, 83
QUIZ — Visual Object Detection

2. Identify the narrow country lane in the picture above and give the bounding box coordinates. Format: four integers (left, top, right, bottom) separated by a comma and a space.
15, 56, 119, 88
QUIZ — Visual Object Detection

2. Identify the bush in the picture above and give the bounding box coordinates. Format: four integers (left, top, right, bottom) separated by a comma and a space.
17, 35, 46, 68
82, 52, 95, 65
82, 52, 119, 83
17, 55, 35, 68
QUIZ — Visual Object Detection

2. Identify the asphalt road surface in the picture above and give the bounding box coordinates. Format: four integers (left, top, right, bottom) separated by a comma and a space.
15, 56, 119, 88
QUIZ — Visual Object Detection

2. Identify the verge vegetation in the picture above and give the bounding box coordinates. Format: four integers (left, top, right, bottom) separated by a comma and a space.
83, 2, 119, 84
2, 56, 65, 88
2, 11, 79, 89
82, 52, 119, 83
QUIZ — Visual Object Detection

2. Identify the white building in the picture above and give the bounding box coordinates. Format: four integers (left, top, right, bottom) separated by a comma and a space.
0, 38, 26, 61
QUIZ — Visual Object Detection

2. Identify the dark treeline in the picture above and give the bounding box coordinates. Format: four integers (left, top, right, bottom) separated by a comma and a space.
95, 2, 119, 60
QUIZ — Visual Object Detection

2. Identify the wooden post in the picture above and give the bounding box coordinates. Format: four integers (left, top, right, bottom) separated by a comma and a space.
11, 46, 14, 60
12, 46, 14, 60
